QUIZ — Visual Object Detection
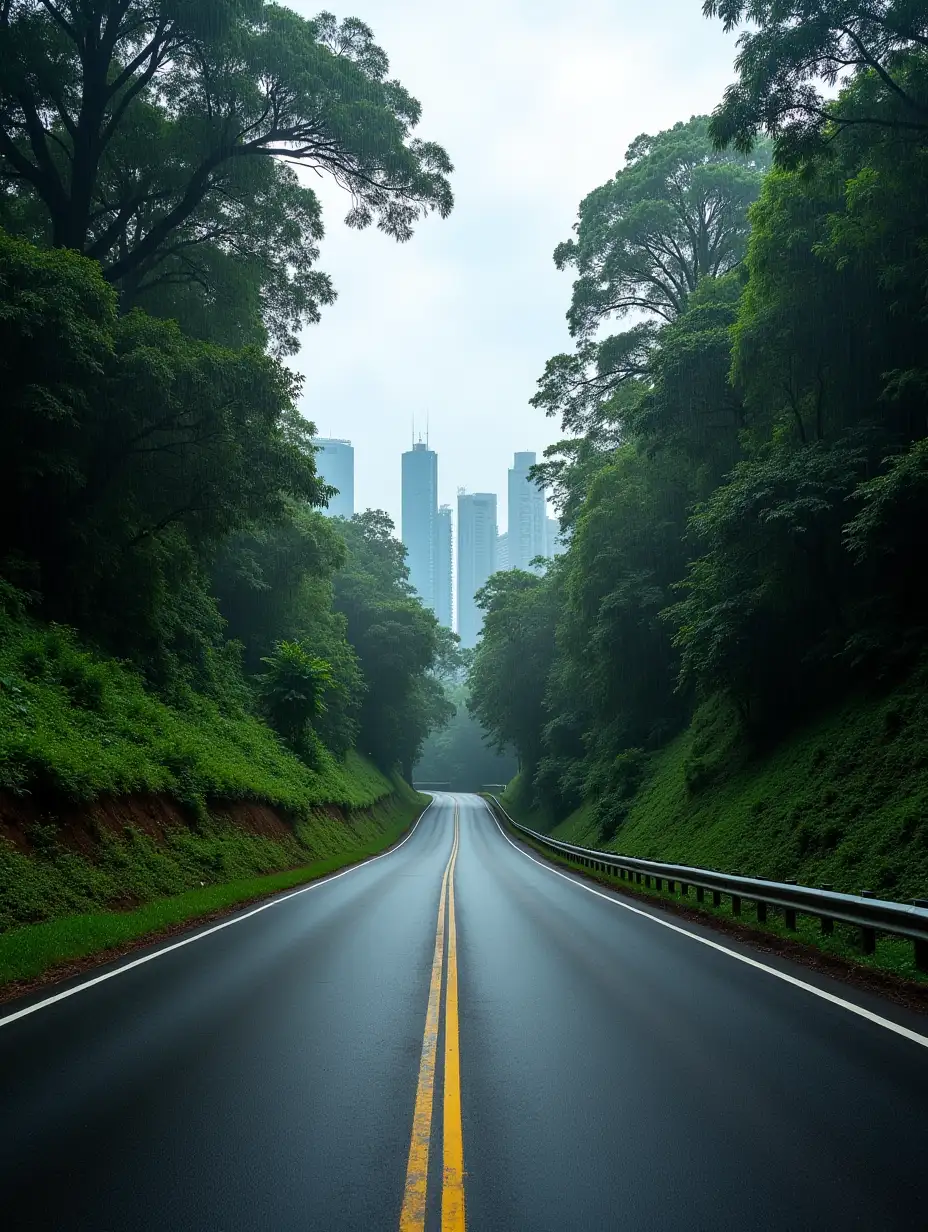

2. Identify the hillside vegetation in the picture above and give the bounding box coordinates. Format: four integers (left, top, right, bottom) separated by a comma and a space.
0, 609, 392, 814
0, 3, 457, 988
0, 606, 427, 986
473, 29, 928, 894
513, 670, 928, 902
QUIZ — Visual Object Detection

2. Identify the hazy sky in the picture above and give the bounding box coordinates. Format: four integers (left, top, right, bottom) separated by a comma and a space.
289, 0, 743, 532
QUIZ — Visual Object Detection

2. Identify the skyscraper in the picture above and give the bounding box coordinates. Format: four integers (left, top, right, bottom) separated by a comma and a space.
313, 438, 354, 518
435, 504, 453, 630
508, 451, 546, 571
457, 491, 497, 648
496, 531, 509, 571
402, 439, 438, 609
545, 516, 563, 558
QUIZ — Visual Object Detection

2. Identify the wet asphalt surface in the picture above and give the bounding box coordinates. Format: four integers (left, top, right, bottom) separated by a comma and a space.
1, 793, 926, 1230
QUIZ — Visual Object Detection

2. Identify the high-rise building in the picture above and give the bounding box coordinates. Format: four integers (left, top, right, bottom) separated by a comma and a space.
496, 531, 509, 571
508, 451, 546, 571
402, 439, 438, 609
545, 516, 563, 558
313, 438, 354, 518
435, 504, 453, 630
457, 491, 497, 648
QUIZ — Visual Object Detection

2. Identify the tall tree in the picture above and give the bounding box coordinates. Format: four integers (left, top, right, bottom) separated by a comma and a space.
704, 1, 928, 165
0, 3, 453, 349
333, 512, 451, 776
534, 115, 767, 440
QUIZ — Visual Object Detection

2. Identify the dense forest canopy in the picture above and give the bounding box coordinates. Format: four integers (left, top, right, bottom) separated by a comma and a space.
0, 3, 457, 781
470, 9, 928, 830
0, 1, 453, 353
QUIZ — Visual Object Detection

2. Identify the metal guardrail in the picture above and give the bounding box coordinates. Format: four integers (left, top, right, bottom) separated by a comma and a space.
484, 795, 928, 974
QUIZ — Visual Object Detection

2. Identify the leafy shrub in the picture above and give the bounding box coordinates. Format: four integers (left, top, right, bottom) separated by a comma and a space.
257, 641, 334, 750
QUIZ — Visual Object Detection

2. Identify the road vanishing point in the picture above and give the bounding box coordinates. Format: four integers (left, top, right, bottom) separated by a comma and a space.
2, 793, 927, 1230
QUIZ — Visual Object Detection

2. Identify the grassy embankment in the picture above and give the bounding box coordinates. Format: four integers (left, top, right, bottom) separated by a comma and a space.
0, 616, 427, 989
502, 668, 928, 983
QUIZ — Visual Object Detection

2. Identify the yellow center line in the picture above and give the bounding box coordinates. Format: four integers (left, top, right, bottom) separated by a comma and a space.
442, 802, 466, 1231
399, 804, 457, 1231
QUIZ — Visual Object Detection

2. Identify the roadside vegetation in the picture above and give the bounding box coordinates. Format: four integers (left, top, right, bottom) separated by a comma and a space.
0, 0, 457, 985
0, 784, 425, 990
473, 5, 928, 907
415, 678, 518, 791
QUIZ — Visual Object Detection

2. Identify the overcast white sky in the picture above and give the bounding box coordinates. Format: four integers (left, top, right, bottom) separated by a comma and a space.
288, 0, 742, 532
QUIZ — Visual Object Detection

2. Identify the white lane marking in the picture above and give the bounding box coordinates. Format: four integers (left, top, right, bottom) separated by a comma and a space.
0, 796, 443, 1030
479, 798, 928, 1051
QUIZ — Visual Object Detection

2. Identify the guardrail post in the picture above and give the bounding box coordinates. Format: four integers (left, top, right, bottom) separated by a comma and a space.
819, 885, 834, 935
731, 894, 742, 916
859, 891, 876, 954
756, 900, 767, 923
783, 880, 797, 930
654, 876, 663, 893
712, 889, 722, 907
680, 882, 688, 898
914, 901, 928, 973
696, 886, 705, 904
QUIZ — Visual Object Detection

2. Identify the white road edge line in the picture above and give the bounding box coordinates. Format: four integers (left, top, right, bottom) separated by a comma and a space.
0, 796, 442, 1030
482, 799, 928, 1051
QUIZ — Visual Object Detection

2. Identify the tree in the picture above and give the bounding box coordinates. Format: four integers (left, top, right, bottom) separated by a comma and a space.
332, 511, 451, 776
467, 570, 558, 778
415, 682, 518, 791
556, 115, 768, 335
257, 639, 334, 751
0, 3, 453, 350
0, 229, 324, 677
704, 1, 928, 166
534, 115, 767, 439
667, 440, 867, 727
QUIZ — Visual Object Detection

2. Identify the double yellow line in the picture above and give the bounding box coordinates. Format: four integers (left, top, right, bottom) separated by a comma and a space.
399, 802, 465, 1231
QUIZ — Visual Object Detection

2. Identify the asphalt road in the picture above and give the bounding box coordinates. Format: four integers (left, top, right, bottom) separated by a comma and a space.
2, 793, 927, 1230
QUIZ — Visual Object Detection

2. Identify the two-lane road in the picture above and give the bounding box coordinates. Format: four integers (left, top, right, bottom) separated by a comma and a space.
2, 794, 927, 1229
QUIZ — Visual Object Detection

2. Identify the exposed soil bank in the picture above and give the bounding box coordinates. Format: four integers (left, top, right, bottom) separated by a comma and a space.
0, 783, 428, 995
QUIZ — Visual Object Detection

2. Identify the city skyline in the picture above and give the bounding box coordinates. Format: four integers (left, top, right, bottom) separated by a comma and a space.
317, 430, 554, 536
317, 434, 559, 645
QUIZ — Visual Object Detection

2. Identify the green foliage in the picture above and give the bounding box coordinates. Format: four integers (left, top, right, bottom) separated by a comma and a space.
0, 1, 453, 352
467, 570, 558, 778
415, 682, 518, 791
533, 115, 768, 444
0, 230, 325, 684
704, 3, 928, 167
0, 610, 393, 812
548, 670, 928, 905
257, 641, 334, 751
332, 511, 454, 777
0, 783, 426, 983
491, 50, 928, 856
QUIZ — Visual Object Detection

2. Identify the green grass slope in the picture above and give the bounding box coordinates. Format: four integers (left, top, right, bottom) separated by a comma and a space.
0, 613, 429, 989
0, 783, 425, 988
0, 615, 390, 811
541, 670, 928, 903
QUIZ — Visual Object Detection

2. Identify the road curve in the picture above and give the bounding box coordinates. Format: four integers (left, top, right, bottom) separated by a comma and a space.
1, 793, 927, 1229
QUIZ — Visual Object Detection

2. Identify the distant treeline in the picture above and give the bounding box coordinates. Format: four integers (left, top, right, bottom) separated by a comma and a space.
415, 684, 518, 791
0, 1, 458, 780
469, 5, 928, 830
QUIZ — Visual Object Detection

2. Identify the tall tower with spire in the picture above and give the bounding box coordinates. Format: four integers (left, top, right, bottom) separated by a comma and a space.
401, 431, 438, 611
